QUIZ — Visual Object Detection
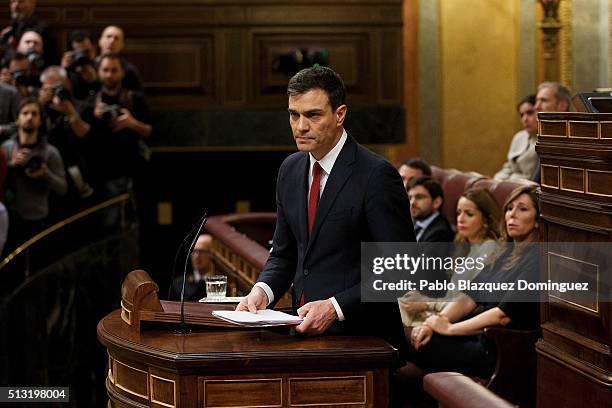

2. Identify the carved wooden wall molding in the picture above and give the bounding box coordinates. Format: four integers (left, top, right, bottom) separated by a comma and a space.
13, 1, 403, 111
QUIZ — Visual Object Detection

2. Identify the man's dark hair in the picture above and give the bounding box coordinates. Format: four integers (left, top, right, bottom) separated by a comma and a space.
407, 176, 444, 202
287, 66, 346, 111
517, 94, 536, 111
17, 96, 42, 115
402, 158, 432, 176
98, 52, 124, 69
70, 30, 92, 44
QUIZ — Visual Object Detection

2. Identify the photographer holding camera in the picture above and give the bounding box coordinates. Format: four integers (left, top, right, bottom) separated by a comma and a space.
38, 66, 93, 202
0, 0, 56, 65
0, 52, 38, 98
15, 29, 44, 78
61, 30, 99, 102
96, 25, 142, 92
80, 53, 151, 224
1, 97, 67, 245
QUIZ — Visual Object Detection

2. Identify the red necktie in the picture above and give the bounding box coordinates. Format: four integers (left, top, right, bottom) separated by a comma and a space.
308, 162, 322, 234
301, 162, 322, 307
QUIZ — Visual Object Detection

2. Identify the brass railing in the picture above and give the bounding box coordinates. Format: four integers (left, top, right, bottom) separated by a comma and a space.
0, 193, 131, 273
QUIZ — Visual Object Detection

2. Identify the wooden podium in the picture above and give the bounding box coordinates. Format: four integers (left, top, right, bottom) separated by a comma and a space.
535, 111, 612, 407
98, 271, 397, 407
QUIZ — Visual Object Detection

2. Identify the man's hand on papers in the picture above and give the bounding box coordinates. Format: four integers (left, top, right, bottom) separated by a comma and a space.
236, 286, 269, 313
295, 300, 337, 335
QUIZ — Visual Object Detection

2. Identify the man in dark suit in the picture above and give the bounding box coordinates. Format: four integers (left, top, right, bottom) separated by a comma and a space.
407, 177, 454, 243
406, 176, 454, 298
237, 66, 414, 344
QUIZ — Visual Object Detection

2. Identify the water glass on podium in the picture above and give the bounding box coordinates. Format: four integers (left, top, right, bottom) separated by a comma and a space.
205, 275, 227, 299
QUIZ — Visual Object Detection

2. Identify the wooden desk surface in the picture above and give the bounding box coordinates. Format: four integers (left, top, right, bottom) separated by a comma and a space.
98, 305, 397, 407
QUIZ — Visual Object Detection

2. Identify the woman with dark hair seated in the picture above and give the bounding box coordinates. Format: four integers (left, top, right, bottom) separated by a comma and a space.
398, 188, 501, 327
408, 185, 540, 378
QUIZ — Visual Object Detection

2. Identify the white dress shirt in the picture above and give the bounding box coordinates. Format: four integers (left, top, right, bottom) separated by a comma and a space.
256, 130, 348, 321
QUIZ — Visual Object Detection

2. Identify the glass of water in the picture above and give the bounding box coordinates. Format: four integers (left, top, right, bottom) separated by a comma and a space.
205, 275, 227, 299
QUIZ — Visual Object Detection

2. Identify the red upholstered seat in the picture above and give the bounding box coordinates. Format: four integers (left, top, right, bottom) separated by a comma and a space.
423, 372, 516, 408
431, 167, 486, 229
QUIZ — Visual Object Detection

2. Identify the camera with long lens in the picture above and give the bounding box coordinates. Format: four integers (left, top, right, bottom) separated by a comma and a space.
101, 104, 121, 123
52, 84, 71, 101
26, 50, 44, 70
11, 69, 28, 86
69, 49, 91, 69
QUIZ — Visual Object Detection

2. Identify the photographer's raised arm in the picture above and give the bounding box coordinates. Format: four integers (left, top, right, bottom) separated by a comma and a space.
67, 108, 90, 138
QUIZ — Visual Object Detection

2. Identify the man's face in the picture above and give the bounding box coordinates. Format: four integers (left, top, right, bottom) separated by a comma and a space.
535, 86, 567, 112
72, 38, 96, 61
17, 31, 43, 54
518, 102, 538, 135
398, 165, 424, 189
288, 88, 346, 160
17, 102, 41, 133
98, 57, 124, 90
10, 0, 35, 21
98, 26, 124, 55
40, 76, 66, 102
408, 185, 436, 220
191, 235, 212, 272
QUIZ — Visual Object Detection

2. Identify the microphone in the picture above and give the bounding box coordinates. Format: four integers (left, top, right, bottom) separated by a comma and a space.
167, 213, 208, 300
176, 213, 208, 334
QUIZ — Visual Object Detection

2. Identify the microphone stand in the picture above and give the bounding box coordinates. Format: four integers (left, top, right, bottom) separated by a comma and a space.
175, 215, 208, 334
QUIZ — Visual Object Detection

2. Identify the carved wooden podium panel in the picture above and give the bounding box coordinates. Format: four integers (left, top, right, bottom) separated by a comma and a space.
98, 270, 397, 407
535, 112, 612, 407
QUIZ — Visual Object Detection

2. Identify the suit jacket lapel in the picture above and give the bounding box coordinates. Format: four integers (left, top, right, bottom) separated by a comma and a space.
306, 135, 357, 256
297, 153, 309, 245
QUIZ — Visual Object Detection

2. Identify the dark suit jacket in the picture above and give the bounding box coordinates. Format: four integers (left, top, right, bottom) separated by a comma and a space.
258, 135, 415, 344
417, 213, 455, 297
418, 213, 455, 243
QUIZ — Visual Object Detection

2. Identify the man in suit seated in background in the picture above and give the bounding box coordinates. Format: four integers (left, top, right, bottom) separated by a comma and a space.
237, 66, 415, 349
407, 176, 454, 243
398, 157, 432, 189
531, 81, 571, 182
170, 233, 215, 301
406, 176, 454, 298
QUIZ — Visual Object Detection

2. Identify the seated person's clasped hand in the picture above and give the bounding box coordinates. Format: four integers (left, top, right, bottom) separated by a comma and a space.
295, 299, 337, 335
410, 313, 452, 350
236, 286, 269, 313
424, 313, 452, 335
410, 325, 433, 350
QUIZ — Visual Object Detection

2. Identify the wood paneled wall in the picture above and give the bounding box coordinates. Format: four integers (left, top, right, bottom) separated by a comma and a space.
19, 1, 403, 112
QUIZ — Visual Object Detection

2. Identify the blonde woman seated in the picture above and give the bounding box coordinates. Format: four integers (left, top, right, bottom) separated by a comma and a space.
399, 188, 501, 327
409, 185, 540, 377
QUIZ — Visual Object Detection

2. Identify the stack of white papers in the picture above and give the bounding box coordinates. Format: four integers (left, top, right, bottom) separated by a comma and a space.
199, 296, 245, 303
212, 309, 303, 326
